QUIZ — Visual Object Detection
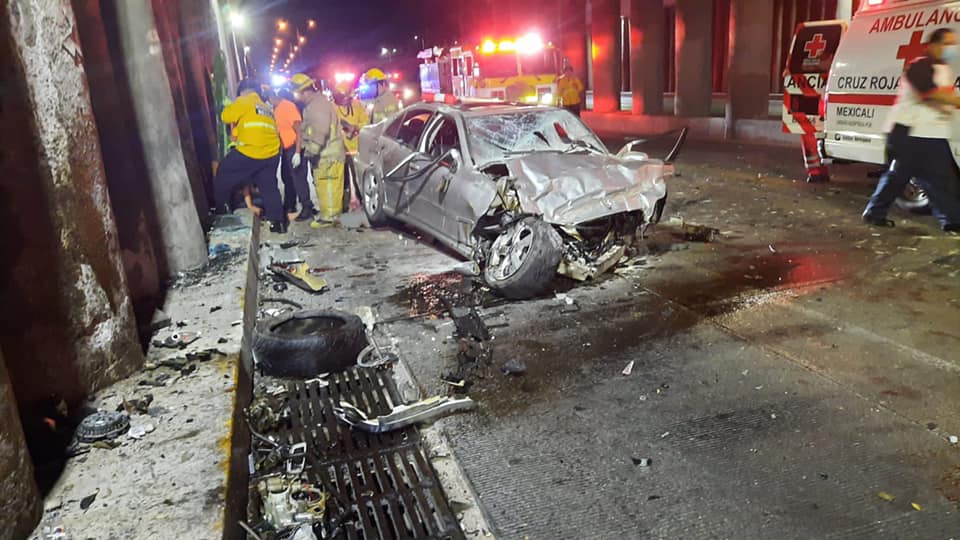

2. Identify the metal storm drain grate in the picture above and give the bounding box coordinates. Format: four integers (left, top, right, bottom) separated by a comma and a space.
273, 368, 465, 540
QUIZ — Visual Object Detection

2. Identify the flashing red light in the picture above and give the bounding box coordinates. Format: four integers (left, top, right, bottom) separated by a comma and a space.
498, 40, 515, 52
516, 33, 544, 55
481, 39, 496, 54
391, 72, 401, 80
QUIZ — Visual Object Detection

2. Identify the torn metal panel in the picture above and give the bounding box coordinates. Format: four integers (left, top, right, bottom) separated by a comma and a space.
508, 153, 669, 226
333, 395, 476, 433
558, 243, 627, 281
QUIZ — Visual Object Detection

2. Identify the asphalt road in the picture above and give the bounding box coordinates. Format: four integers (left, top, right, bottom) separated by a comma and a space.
262, 138, 960, 538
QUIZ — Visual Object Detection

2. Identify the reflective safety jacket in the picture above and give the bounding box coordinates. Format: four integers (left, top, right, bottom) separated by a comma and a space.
337, 99, 370, 154
221, 92, 280, 159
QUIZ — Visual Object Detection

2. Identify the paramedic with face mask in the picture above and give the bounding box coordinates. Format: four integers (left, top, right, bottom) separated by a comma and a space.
863, 27, 960, 232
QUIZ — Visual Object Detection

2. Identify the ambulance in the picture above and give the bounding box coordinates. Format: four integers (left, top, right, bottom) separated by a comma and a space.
822, 0, 960, 210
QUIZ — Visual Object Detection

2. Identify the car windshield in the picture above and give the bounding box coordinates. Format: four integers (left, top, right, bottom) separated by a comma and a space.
466, 109, 607, 164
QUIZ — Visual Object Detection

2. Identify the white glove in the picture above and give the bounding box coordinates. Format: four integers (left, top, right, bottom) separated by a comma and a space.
291, 152, 302, 169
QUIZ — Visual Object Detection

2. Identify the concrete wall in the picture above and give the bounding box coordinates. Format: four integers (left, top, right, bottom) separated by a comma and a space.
673, 0, 713, 117
0, 350, 41, 540
725, 0, 775, 137
72, 0, 168, 334
0, 0, 143, 410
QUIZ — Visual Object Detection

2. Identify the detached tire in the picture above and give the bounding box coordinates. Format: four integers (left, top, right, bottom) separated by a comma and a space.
483, 218, 563, 300
253, 310, 367, 377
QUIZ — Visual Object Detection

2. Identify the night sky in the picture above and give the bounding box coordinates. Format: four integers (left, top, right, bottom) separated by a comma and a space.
241, 0, 461, 81
239, 0, 559, 82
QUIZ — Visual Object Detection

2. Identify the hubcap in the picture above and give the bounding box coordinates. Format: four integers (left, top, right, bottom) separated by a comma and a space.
487, 221, 536, 281
903, 179, 927, 203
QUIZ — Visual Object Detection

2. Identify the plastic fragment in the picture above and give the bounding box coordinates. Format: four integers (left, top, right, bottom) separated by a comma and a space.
949, 435, 958, 444
877, 491, 895, 502
622, 361, 635, 376
911, 502, 922, 511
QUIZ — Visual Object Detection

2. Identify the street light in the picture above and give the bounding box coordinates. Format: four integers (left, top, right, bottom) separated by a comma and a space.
275, 38, 283, 46
380, 47, 389, 57
277, 19, 288, 32
307, 19, 317, 30
299, 35, 306, 45
229, 11, 246, 30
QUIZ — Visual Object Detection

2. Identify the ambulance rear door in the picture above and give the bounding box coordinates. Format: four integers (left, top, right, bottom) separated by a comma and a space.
824, 0, 960, 166
782, 20, 847, 137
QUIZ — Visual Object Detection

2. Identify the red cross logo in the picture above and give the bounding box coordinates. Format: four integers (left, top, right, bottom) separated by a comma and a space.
897, 30, 927, 70
804, 34, 827, 59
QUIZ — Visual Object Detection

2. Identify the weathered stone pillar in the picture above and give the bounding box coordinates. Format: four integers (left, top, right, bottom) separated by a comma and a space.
0, 350, 41, 540
590, 0, 621, 112
112, 0, 208, 273
630, 0, 665, 115
725, 0, 774, 136
0, 0, 143, 405
674, 0, 713, 117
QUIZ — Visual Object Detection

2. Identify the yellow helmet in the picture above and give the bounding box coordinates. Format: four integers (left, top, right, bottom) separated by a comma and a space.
364, 68, 388, 82
291, 73, 316, 91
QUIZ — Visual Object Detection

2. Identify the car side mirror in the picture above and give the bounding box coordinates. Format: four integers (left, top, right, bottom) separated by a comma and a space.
441, 148, 462, 173
616, 139, 649, 160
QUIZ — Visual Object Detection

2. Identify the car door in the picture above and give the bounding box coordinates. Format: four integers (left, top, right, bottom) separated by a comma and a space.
417, 113, 498, 250
378, 107, 434, 216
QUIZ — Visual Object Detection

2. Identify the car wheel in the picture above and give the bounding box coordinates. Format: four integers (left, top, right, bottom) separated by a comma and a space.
362, 170, 390, 226
483, 217, 563, 300
895, 179, 931, 214
252, 310, 367, 378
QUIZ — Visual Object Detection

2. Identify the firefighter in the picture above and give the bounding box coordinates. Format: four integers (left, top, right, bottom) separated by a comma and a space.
214, 78, 286, 233
365, 68, 400, 124
557, 65, 584, 117
294, 74, 345, 223
333, 81, 370, 211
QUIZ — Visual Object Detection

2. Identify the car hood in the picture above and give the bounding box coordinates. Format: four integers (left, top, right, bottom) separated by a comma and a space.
506, 153, 669, 226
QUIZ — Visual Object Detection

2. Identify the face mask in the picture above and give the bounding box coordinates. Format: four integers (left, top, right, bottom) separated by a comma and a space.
941, 44, 959, 62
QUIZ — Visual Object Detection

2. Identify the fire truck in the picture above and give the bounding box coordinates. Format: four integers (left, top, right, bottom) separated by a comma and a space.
418, 33, 561, 104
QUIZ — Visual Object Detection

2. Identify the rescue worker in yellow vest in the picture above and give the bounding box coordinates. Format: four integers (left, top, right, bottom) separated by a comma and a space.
214, 79, 286, 233
365, 68, 400, 124
557, 65, 584, 117
293, 74, 346, 224
333, 81, 370, 211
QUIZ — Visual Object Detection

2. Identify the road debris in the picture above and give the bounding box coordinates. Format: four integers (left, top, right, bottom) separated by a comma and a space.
950, 435, 958, 445
911, 502, 923, 511
79, 490, 99, 511
269, 263, 329, 293
449, 306, 491, 341
501, 359, 527, 376
877, 491, 895, 502
127, 423, 155, 440
682, 222, 721, 242
76, 411, 130, 443
632, 457, 652, 467
622, 360, 635, 376
152, 331, 201, 349
334, 395, 476, 433
117, 394, 153, 415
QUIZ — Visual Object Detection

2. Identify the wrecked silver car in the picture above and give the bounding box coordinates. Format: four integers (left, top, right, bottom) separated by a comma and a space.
355, 102, 683, 299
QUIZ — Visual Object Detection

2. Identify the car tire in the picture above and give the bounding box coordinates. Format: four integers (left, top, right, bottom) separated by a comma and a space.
361, 169, 390, 226
895, 179, 931, 214
252, 310, 367, 378
483, 218, 563, 300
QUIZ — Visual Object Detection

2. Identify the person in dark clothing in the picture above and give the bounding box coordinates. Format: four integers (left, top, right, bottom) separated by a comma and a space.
863, 28, 960, 232
214, 79, 286, 233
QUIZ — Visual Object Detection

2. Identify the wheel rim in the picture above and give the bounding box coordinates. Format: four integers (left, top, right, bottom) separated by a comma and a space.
487, 221, 536, 281
364, 174, 380, 215
902, 179, 927, 204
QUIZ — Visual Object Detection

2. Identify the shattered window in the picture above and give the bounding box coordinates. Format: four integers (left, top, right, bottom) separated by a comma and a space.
465, 109, 606, 165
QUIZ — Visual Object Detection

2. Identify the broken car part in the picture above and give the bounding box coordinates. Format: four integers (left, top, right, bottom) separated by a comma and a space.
152, 331, 201, 349
333, 395, 476, 433
268, 263, 328, 294
257, 477, 327, 530
252, 310, 367, 377
76, 411, 130, 443
354, 104, 678, 299
682, 223, 721, 242
448, 306, 491, 341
